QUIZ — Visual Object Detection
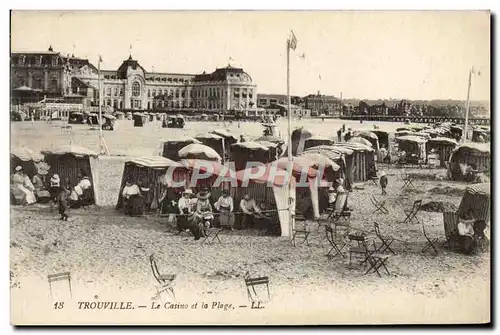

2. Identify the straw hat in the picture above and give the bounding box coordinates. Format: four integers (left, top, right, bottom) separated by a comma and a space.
15, 166, 22, 172
182, 189, 193, 196
380, 171, 386, 177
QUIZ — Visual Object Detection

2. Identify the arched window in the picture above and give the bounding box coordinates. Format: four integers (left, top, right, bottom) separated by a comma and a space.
132, 82, 141, 97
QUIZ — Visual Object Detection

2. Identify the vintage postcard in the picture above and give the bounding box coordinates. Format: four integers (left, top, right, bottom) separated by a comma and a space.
10, 10, 491, 325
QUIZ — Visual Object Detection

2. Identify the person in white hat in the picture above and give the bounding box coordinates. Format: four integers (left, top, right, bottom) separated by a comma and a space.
10, 166, 36, 205
379, 171, 388, 195
178, 189, 194, 214
50, 174, 61, 202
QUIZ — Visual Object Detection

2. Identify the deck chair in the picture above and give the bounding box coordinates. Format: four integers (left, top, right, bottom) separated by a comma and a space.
401, 172, 416, 189
201, 228, 223, 245
48, 272, 72, 299
402, 200, 422, 224
149, 254, 176, 300
325, 224, 346, 259
348, 234, 375, 267
371, 195, 389, 214
290, 211, 311, 247
421, 223, 439, 255
325, 192, 351, 237
361, 238, 391, 277
244, 271, 270, 303
374, 222, 395, 254
442, 211, 460, 248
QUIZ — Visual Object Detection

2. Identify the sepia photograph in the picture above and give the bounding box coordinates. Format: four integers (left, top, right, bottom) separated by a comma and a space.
9, 9, 491, 325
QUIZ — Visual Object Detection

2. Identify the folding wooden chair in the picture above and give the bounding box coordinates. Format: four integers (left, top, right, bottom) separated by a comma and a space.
150, 254, 176, 300
348, 234, 375, 267
401, 171, 416, 189
325, 224, 346, 259
244, 271, 270, 303
402, 199, 422, 224
371, 195, 389, 215
201, 228, 223, 245
290, 211, 311, 246
48, 272, 72, 299
361, 238, 391, 277
421, 223, 439, 255
325, 192, 351, 237
374, 222, 395, 254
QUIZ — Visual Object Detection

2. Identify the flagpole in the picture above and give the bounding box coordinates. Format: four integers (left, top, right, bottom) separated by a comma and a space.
98, 56, 103, 152
287, 37, 293, 239
463, 67, 472, 143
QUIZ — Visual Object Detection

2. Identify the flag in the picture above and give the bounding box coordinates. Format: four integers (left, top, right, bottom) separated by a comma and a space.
319, 75, 322, 80
229, 57, 234, 61
472, 67, 481, 76
299, 53, 306, 59
289, 30, 297, 51
99, 55, 103, 63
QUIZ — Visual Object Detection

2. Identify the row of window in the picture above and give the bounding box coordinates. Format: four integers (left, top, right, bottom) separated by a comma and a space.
146, 76, 191, 84
16, 55, 60, 67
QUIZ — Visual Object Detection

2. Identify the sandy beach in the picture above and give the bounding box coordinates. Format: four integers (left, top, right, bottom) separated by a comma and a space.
10, 119, 490, 324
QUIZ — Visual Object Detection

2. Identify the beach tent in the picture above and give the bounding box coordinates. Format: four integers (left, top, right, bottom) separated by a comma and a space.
288, 127, 313, 156
116, 156, 187, 212
68, 112, 85, 124
233, 164, 298, 237
230, 141, 273, 171
371, 130, 390, 149
210, 129, 239, 161
133, 113, 145, 127
457, 183, 491, 223
11, 146, 45, 178
41, 145, 99, 205
178, 143, 222, 162
395, 135, 428, 163
194, 132, 225, 162
348, 136, 373, 148
332, 142, 377, 182
161, 137, 201, 161
303, 135, 334, 151
448, 143, 490, 181
426, 137, 458, 168
356, 131, 380, 151
304, 145, 354, 190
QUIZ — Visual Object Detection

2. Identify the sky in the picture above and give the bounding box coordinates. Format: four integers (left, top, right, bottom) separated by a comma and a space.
10, 10, 490, 101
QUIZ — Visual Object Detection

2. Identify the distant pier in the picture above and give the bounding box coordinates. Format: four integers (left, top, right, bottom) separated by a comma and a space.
320, 115, 491, 126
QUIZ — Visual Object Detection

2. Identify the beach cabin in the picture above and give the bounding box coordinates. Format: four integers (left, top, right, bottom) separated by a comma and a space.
68, 112, 85, 124
133, 113, 145, 127
426, 137, 458, 168
395, 135, 428, 165
41, 145, 99, 205
233, 165, 298, 237
210, 129, 238, 162
116, 156, 187, 213
457, 183, 491, 223
448, 143, 490, 181
356, 131, 380, 151
333, 142, 377, 182
289, 127, 313, 156
194, 133, 225, 162
230, 142, 273, 171
161, 137, 201, 162
11, 146, 45, 178
178, 143, 222, 162
303, 136, 334, 151
371, 130, 390, 149
304, 145, 354, 191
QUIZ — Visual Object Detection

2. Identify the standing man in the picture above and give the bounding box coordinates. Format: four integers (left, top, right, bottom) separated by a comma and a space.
379, 171, 388, 195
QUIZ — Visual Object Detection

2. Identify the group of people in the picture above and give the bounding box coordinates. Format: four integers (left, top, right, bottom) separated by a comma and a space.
10, 165, 93, 220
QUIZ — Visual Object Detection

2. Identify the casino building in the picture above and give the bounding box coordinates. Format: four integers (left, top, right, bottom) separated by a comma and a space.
10, 46, 258, 113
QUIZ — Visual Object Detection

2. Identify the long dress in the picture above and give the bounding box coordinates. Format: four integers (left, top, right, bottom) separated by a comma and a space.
215, 196, 234, 228
11, 173, 36, 205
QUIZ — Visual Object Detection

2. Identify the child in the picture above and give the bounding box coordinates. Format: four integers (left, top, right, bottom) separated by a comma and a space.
379, 171, 388, 195
57, 183, 71, 221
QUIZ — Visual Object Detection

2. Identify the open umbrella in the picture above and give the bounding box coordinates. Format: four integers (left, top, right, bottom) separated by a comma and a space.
178, 143, 222, 161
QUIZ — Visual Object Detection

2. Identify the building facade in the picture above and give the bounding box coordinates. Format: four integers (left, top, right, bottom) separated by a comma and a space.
11, 47, 257, 112
302, 92, 343, 116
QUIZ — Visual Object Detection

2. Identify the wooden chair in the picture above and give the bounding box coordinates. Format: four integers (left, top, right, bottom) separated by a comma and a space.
325, 192, 351, 237
201, 228, 223, 245
374, 222, 395, 254
290, 211, 311, 247
149, 254, 176, 300
48, 272, 72, 299
421, 223, 439, 255
325, 224, 346, 259
361, 238, 392, 277
348, 233, 374, 268
371, 195, 389, 215
401, 171, 416, 189
244, 271, 270, 303
402, 199, 422, 224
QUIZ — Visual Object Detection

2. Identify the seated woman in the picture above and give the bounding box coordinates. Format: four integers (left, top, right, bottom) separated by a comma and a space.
70, 171, 93, 208
10, 166, 36, 205
194, 188, 213, 237
122, 179, 143, 216
32, 163, 51, 203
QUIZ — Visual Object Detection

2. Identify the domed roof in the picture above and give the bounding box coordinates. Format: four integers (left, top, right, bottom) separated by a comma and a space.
116, 55, 146, 79
194, 65, 252, 83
